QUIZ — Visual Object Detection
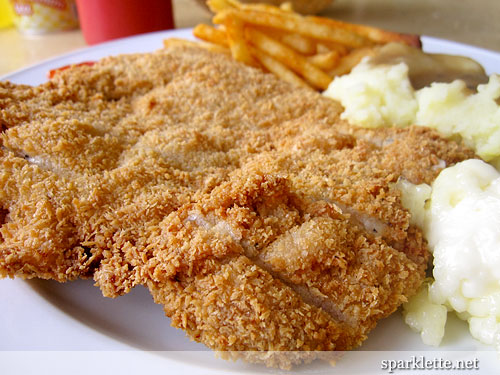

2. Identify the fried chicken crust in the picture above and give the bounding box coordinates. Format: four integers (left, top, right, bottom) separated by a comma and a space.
0, 44, 475, 366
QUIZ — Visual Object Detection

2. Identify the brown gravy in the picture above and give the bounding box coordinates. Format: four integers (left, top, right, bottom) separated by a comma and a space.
369, 43, 489, 90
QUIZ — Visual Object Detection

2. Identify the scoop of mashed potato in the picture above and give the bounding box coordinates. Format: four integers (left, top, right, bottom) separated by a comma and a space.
323, 61, 417, 128
416, 77, 500, 167
324, 60, 500, 167
399, 159, 500, 351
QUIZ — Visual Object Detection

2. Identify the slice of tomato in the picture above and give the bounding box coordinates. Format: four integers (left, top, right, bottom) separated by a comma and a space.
48, 61, 95, 79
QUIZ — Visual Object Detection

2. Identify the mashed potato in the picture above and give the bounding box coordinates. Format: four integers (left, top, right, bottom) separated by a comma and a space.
325, 55, 500, 351
401, 278, 447, 347
417, 78, 500, 167
398, 160, 500, 351
323, 60, 500, 167
323, 62, 417, 128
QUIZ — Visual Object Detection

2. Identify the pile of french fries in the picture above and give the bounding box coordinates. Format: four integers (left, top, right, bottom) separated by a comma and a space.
190, 0, 421, 90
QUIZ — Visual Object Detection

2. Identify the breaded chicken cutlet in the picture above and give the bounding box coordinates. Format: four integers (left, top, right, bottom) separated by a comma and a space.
0, 44, 474, 368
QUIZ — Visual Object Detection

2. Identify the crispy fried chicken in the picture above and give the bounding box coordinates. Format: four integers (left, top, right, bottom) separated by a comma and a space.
0, 44, 474, 368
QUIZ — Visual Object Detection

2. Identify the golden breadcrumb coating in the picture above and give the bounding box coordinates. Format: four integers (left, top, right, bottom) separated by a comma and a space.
0, 44, 475, 368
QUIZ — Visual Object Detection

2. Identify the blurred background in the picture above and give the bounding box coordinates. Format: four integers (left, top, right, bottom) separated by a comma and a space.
1, 0, 499, 76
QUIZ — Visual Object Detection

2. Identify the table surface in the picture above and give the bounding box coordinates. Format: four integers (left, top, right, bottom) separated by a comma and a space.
1, 0, 500, 77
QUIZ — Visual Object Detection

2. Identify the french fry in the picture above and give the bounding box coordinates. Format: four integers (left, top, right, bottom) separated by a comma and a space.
246, 27, 332, 90
327, 47, 376, 77
250, 46, 310, 89
208, 0, 293, 14
278, 2, 293, 12
197, 0, 422, 91
342, 22, 421, 48
207, 0, 239, 12
214, 9, 370, 48
163, 38, 202, 48
226, 0, 421, 48
307, 50, 340, 70
163, 38, 230, 55
239, 2, 294, 14
306, 14, 421, 48
224, 15, 259, 66
316, 43, 330, 54
278, 32, 317, 55
252, 25, 317, 55
193, 24, 229, 47
316, 41, 349, 56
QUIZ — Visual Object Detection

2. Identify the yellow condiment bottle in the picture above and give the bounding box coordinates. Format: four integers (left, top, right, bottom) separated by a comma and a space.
0, 0, 14, 28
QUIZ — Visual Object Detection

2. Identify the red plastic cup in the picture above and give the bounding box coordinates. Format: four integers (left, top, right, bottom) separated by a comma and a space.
76, 0, 174, 45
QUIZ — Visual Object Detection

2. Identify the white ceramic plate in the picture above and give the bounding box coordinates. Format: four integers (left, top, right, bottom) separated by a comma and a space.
1, 28, 499, 375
